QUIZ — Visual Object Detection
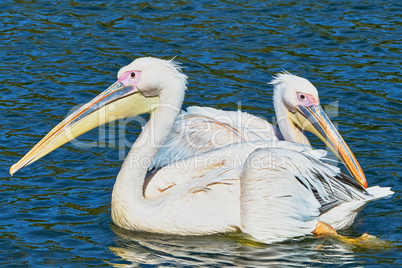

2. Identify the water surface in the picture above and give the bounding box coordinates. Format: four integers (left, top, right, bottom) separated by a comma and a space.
1, 0, 401, 267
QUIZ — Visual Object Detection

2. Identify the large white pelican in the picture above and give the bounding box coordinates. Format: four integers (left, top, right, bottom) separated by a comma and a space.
10, 57, 392, 243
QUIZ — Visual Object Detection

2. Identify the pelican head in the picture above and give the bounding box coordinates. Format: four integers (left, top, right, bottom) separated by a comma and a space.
271, 72, 367, 188
10, 57, 187, 175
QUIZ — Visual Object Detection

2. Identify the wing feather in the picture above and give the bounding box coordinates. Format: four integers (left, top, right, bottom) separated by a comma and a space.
149, 106, 278, 170
238, 147, 374, 243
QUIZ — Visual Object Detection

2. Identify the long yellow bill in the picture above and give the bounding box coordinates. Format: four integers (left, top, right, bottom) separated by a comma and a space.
291, 104, 367, 188
10, 81, 159, 175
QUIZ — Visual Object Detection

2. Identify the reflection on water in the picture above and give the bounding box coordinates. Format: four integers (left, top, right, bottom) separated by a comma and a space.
1, 0, 400, 267
110, 224, 380, 267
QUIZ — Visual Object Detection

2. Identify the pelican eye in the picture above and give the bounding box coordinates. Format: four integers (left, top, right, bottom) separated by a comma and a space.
300, 94, 305, 100
130, 72, 136, 78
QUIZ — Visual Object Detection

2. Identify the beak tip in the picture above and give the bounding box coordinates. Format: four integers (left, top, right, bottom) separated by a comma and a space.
10, 164, 18, 176
358, 172, 368, 189
358, 175, 368, 188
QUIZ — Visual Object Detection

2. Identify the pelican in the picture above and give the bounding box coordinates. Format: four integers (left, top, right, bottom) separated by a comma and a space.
10, 57, 392, 243
151, 72, 366, 189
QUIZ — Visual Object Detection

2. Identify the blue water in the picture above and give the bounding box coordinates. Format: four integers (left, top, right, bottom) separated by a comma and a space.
1, 0, 401, 267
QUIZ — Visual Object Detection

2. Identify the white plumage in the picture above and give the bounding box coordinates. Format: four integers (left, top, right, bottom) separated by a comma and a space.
10, 57, 393, 244
150, 72, 338, 169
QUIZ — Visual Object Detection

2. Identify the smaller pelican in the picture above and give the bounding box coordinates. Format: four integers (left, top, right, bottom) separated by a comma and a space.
151, 73, 367, 190
10, 57, 392, 243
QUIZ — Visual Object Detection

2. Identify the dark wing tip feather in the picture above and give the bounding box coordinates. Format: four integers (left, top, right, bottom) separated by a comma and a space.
335, 173, 368, 194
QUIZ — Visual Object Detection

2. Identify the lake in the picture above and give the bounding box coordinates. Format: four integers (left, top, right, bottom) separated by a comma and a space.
1, 0, 401, 267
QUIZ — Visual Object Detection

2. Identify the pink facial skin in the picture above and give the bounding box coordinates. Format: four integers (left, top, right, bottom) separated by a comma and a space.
118, 71, 142, 87
297, 92, 320, 107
